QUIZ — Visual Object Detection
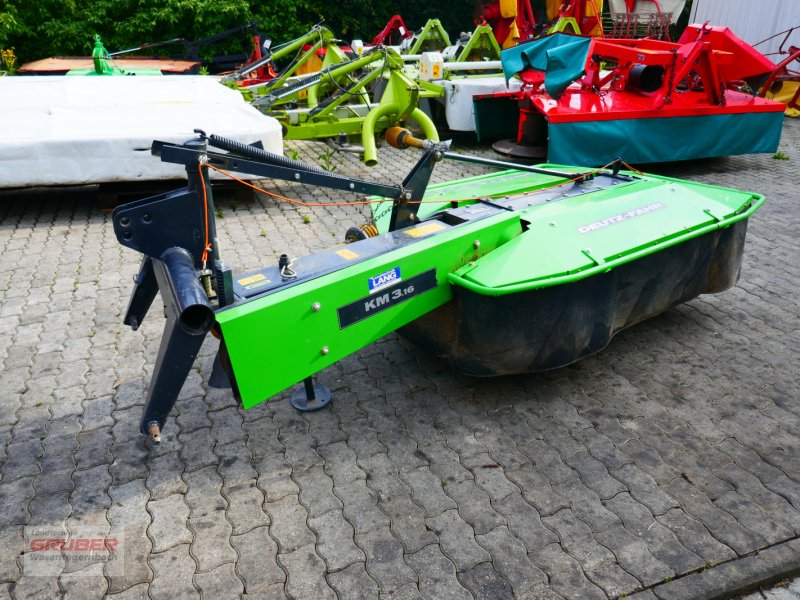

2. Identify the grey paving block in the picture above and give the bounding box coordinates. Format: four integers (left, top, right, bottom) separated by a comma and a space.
147, 493, 192, 553
106, 479, 152, 594
476, 526, 547, 594
427, 509, 491, 572
456, 561, 514, 600
406, 544, 471, 600
337, 478, 390, 534
183, 465, 226, 517
279, 543, 337, 600
188, 509, 236, 572
223, 480, 270, 535
194, 562, 244, 600
356, 526, 418, 593
256, 454, 300, 503
242, 417, 283, 460
263, 494, 315, 553
328, 562, 378, 599
60, 561, 108, 600
555, 477, 621, 533
444, 479, 505, 535
230, 526, 285, 593
309, 507, 365, 572
318, 440, 366, 486
530, 543, 607, 600
401, 465, 457, 518
506, 465, 569, 516
145, 451, 186, 500
149, 543, 199, 600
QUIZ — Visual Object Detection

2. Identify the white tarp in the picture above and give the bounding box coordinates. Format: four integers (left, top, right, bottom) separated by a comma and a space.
607, 0, 687, 24
691, 0, 800, 57
0, 76, 283, 188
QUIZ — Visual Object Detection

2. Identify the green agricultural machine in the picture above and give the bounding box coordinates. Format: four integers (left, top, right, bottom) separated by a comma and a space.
113, 129, 763, 442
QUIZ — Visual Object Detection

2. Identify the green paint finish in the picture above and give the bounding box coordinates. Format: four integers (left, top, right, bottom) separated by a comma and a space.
216, 215, 521, 408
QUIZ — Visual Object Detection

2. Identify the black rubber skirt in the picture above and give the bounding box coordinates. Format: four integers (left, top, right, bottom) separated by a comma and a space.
400, 220, 749, 376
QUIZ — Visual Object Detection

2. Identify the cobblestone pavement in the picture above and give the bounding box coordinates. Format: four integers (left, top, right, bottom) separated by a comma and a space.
0, 117, 799, 600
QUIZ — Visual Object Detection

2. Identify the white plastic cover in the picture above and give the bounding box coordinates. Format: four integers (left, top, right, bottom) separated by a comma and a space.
0, 76, 283, 188
441, 77, 522, 132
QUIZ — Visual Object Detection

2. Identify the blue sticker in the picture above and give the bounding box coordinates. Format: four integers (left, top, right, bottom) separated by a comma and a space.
368, 267, 401, 294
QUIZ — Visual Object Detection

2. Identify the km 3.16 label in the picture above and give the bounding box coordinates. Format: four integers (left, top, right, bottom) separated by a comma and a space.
337, 269, 438, 329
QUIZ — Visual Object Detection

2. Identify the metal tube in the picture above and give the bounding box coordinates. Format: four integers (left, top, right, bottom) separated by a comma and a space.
362, 102, 401, 166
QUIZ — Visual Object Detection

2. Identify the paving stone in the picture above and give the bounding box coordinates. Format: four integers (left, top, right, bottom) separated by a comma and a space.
427, 508, 491, 572
179, 427, 217, 472
406, 544, 471, 600
11, 575, 62, 600
506, 465, 569, 516
338, 423, 384, 462
655, 507, 736, 566
555, 477, 621, 533
379, 583, 425, 599
294, 464, 342, 519
60, 561, 108, 600
194, 562, 244, 600
0, 475, 34, 527
106, 479, 153, 594
279, 543, 336, 600
215, 440, 258, 487
189, 509, 236, 572
175, 399, 212, 435
145, 451, 186, 500
0, 526, 23, 582
337, 478, 390, 535
223, 481, 270, 535
474, 430, 533, 471
402, 465, 457, 518
418, 441, 471, 485
360, 452, 412, 501
714, 491, 793, 545
476, 526, 547, 594
379, 493, 437, 553
356, 526, 417, 593
530, 543, 607, 600
242, 417, 283, 459
463, 453, 520, 501
444, 479, 506, 535
149, 543, 199, 600
28, 491, 71, 531
457, 561, 514, 600
382, 428, 429, 473
714, 463, 800, 531
108, 439, 149, 486
2, 439, 43, 482
766, 475, 800, 512
606, 492, 705, 573
662, 478, 766, 555
256, 454, 300, 503
183, 465, 226, 517
542, 508, 640, 597
318, 441, 365, 486
611, 463, 680, 516
328, 562, 379, 600
308, 508, 364, 572
241, 582, 287, 599
595, 523, 674, 587
147, 493, 192, 553
715, 438, 785, 484
493, 493, 559, 553
230, 526, 285, 593
263, 494, 315, 553
563, 449, 627, 500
